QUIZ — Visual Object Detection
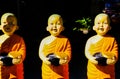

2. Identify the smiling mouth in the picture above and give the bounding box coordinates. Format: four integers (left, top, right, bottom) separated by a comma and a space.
52, 29, 57, 32
98, 28, 104, 31
4, 28, 11, 32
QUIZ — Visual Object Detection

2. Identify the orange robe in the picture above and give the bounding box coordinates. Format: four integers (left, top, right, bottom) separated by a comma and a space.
87, 36, 118, 79
0, 34, 26, 79
41, 35, 71, 79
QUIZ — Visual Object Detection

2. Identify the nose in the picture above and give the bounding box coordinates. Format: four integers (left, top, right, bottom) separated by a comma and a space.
53, 24, 57, 28
8, 22, 14, 26
99, 23, 103, 27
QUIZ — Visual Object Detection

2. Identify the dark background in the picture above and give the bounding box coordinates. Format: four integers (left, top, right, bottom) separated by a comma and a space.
0, 0, 120, 79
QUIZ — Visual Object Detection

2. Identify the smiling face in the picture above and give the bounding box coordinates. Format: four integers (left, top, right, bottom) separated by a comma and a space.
46, 14, 64, 37
0, 13, 18, 36
93, 13, 111, 36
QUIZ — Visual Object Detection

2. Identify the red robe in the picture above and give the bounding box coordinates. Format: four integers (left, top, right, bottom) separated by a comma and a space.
0, 34, 26, 79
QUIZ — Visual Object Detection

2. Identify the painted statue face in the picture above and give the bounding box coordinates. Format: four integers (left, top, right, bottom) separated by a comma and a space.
0, 13, 18, 36
47, 14, 64, 37
93, 13, 111, 36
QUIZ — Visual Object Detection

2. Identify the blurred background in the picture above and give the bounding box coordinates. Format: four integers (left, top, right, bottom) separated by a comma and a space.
0, 0, 120, 79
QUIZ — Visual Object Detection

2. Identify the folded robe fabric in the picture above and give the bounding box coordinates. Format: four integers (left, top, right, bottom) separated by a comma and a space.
41, 35, 71, 79
87, 35, 118, 79
0, 34, 26, 79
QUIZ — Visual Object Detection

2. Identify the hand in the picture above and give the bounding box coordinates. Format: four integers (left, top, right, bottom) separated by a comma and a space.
107, 56, 116, 65
89, 57, 98, 65
12, 55, 22, 64
59, 59, 67, 65
43, 58, 51, 65
59, 56, 68, 65
0, 60, 3, 66
0, 57, 4, 66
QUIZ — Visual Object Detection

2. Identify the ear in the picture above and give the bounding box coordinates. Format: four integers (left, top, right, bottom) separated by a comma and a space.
109, 26, 111, 30
16, 25, 19, 30
61, 26, 65, 31
46, 26, 49, 31
0, 25, 2, 30
93, 25, 96, 31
